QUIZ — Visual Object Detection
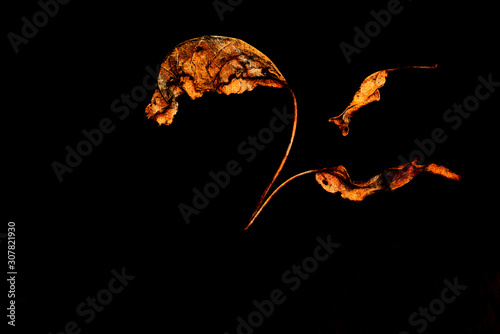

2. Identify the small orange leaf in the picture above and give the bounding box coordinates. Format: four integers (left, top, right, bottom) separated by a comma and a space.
315, 158, 460, 201
330, 65, 438, 136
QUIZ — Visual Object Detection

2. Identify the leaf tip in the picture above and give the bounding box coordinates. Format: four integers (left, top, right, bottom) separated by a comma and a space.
329, 116, 350, 136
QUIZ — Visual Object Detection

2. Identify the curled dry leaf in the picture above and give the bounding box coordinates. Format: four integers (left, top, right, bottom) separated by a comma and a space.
329, 65, 438, 136
245, 159, 460, 229
315, 158, 460, 201
145, 35, 298, 223
145, 35, 288, 126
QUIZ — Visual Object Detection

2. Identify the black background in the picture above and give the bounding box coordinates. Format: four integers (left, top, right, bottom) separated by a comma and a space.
3, 0, 499, 333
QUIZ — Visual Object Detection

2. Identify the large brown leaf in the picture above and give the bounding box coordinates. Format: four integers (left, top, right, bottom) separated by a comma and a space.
146, 35, 298, 222
145, 35, 288, 126
330, 65, 437, 136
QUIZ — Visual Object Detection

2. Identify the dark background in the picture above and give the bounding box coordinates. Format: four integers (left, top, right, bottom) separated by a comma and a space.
3, 0, 499, 333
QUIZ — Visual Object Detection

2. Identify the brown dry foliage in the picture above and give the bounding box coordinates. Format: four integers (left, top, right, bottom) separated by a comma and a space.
330, 65, 437, 136
143, 37, 460, 230
315, 159, 460, 201
145, 35, 288, 126
145, 35, 298, 224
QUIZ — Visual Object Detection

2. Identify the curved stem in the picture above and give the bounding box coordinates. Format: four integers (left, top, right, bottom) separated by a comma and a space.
249, 85, 298, 222
386, 64, 438, 72
245, 168, 322, 230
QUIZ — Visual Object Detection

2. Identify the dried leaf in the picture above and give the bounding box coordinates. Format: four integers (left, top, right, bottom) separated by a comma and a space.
315, 158, 460, 201
244, 159, 460, 229
329, 65, 438, 136
146, 35, 299, 224
145, 35, 288, 126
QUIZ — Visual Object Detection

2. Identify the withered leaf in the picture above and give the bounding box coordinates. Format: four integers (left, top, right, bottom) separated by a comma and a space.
315, 158, 460, 201
244, 159, 460, 229
330, 65, 438, 136
146, 35, 298, 223
145, 35, 288, 126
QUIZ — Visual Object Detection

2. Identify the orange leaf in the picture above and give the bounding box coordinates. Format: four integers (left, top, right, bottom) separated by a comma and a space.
145, 35, 288, 126
146, 35, 299, 224
315, 158, 460, 201
330, 65, 437, 136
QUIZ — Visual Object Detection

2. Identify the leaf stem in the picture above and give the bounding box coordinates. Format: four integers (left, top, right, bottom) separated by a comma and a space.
385, 64, 438, 72
249, 86, 298, 221
245, 168, 322, 230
